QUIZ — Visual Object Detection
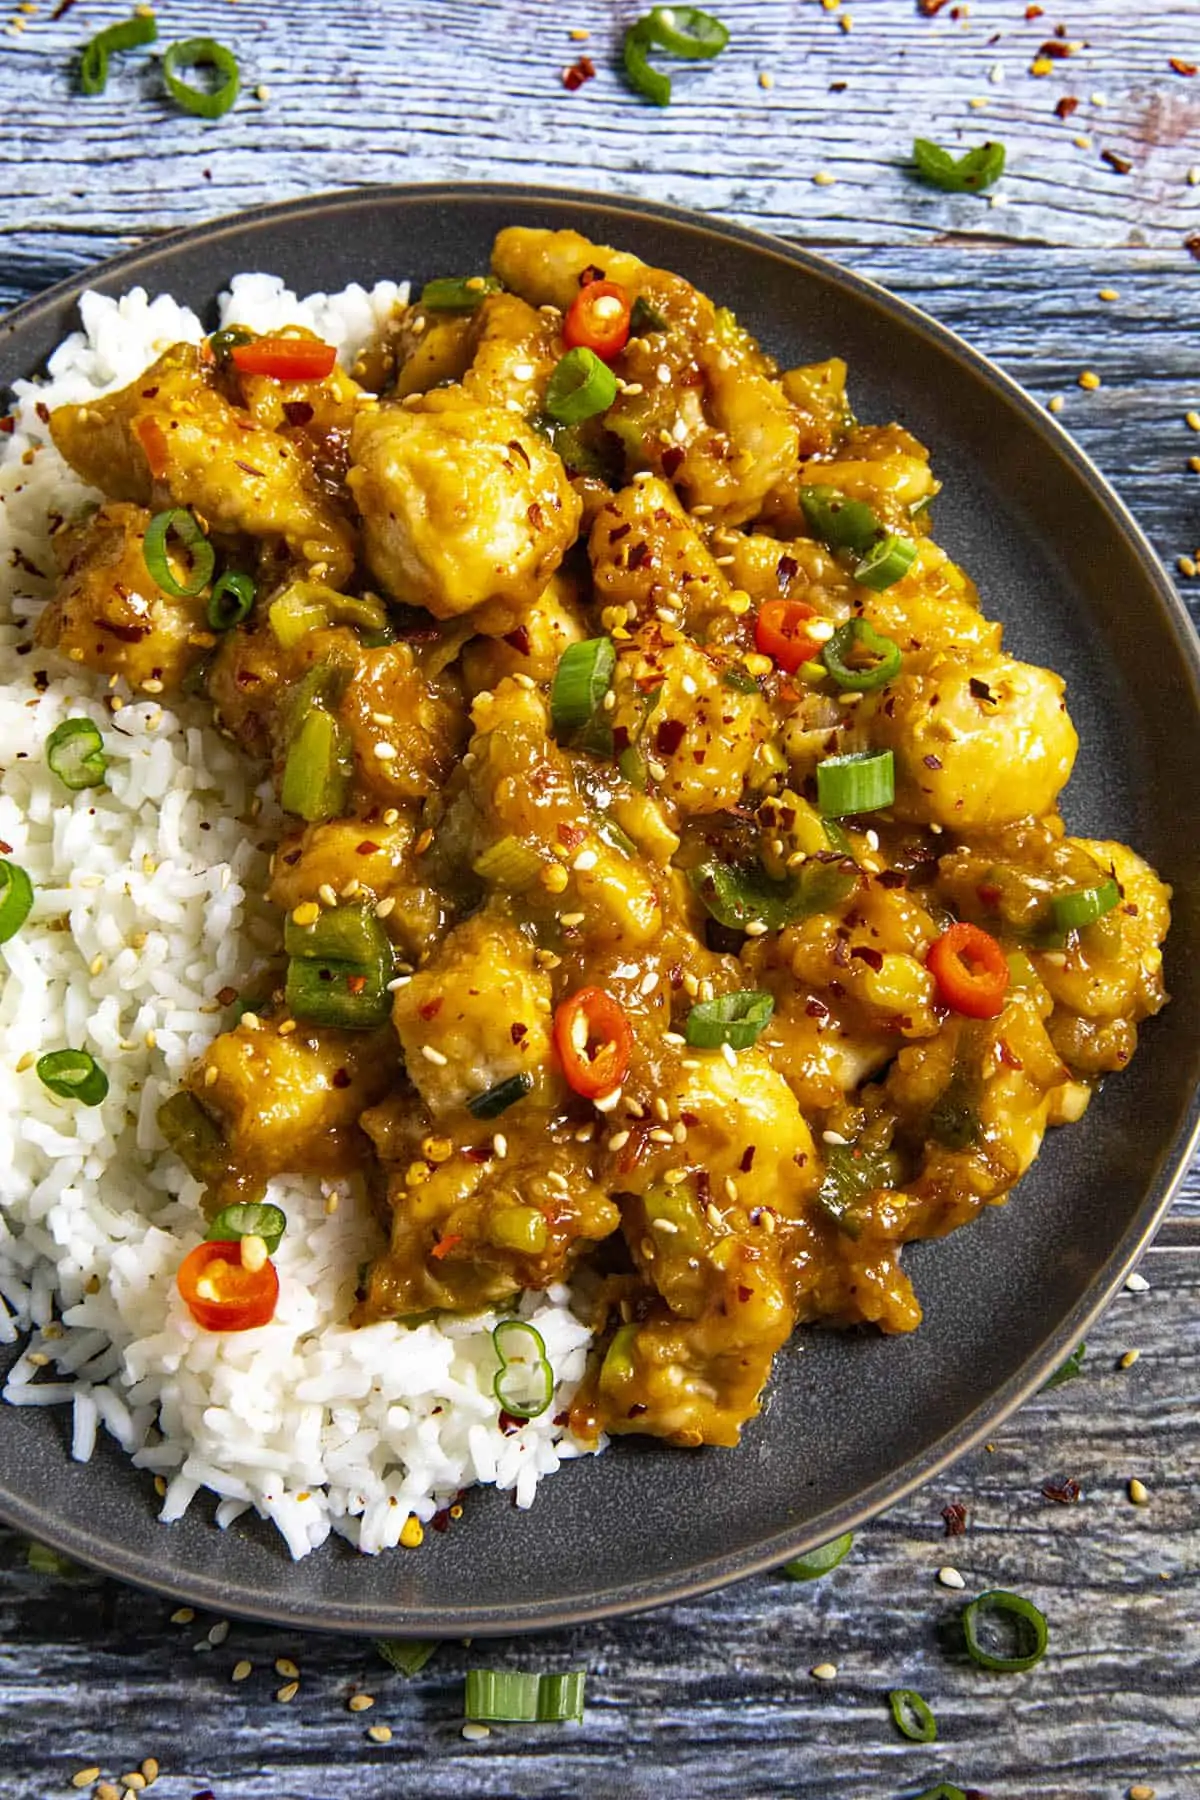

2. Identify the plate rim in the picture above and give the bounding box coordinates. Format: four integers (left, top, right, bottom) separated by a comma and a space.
1, 180, 1198, 1635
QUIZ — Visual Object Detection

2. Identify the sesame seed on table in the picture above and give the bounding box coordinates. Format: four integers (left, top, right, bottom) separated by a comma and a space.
0, 0, 1198, 1796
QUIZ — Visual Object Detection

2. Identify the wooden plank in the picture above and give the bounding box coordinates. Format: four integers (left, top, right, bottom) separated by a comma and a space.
1, 1244, 1194, 1797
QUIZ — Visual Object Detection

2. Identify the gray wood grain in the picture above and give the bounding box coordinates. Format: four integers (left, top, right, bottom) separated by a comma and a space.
0, 1, 1198, 1794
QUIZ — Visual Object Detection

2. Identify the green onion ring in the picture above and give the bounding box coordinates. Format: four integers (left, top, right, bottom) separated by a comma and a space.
781, 1530, 854, 1581
0, 858, 34, 944
491, 1319, 554, 1420
143, 508, 216, 599
206, 1201, 286, 1254
79, 13, 157, 96
545, 347, 618, 425
817, 749, 895, 817
799, 484, 881, 555
551, 636, 616, 735
36, 1049, 109, 1106
45, 717, 107, 792
962, 1588, 1049, 1672
824, 618, 902, 690
468, 1073, 535, 1120
1050, 878, 1120, 934
162, 36, 241, 120
888, 1687, 938, 1743
641, 5, 729, 58
854, 532, 918, 591
206, 570, 256, 632
685, 990, 774, 1050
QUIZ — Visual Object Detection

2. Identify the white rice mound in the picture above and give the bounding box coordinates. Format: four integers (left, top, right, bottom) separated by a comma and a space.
0, 275, 600, 1560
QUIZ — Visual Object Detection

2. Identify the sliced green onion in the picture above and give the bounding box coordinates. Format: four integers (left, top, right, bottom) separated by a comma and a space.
206, 1201, 286, 1254
284, 902, 390, 969
618, 744, 647, 788
209, 326, 253, 361
781, 1531, 854, 1581
816, 1142, 901, 1239
689, 855, 857, 933
45, 718, 107, 791
376, 1639, 439, 1676
623, 23, 673, 105
962, 1589, 1048, 1672
685, 990, 774, 1049
817, 749, 894, 816
0, 858, 34, 944
642, 5, 729, 57
1041, 1341, 1086, 1391
419, 274, 502, 312
888, 1688, 937, 1743
36, 1049, 108, 1106
546, 347, 618, 425
281, 708, 352, 823
468, 1072, 534, 1120
143, 508, 215, 600
929, 1076, 981, 1152
157, 1091, 226, 1183
722, 664, 761, 694
465, 1667, 586, 1723
551, 636, 616, 735
630, 294, 668, 334
79, 12, 157, 95
799, 484, 881, 555
472, 835, 544, 889
913, 136, 1006, 194
824, 618, 902, 689
26, 1540, 83, 1578
914, 1788, 968, 1800
162, 37, 241, 119
1050, 878, 1120, 934
207, 570, 256, 632
492, 1319, 554, 1420
854, 532, 917, 591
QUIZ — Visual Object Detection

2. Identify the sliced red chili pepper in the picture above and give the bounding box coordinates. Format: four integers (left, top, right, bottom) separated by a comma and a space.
754, 598, 820, 673
176, 1239, 278, 1332
563, 280, 632, 363
553, 986, 633, 1098
231, 337, 338, 381
135, 414, 169, 481
928, 921, 1010, 1019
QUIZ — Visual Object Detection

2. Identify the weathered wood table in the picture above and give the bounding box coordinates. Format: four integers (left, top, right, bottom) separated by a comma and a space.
0, 2, 1197, 1795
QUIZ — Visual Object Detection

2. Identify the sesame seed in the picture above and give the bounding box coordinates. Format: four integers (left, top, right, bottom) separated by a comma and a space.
120, 1774, 146, 1791
462, 1722, 492, 1742
317, 882, 339, 908
654, 1216, 680, 1234
231, 1660, 253, 1686
373, 742, 398, 760
1073, 135, 1092, 150
492, 1132, 508, 1158
1047, 395, 1065, 414
663, 1167, 688, 1185
594, 1086, 623, 1112
366, 1723, 393, 1744
813, 170, 837, 186
560, 911, 586, 927
376, 895, 396, 918
1186, 411, 1200, 432
1120, 1349, 1141, 1368
607, 1129, 631, 1152
649, 1127, 675, 1145
421, 1045, 448, 1066
810, 1662, 838, 1681
653, 1096, 670, 1122
1099, 287, 1119, 301
721, 1041, 738, 1069
759, 69, 774, 88
744, 919, 769, 937
572, 849, 598, 872
208, 1619, 230, 1646
706, 1202, 724, 1229
1178, 556, 1197, 577
275, 1657, 299, 1678
255, 82, 270, 100
938, 1565, 966, 1589
822, 1129, 850, 1146
1078, 370, 1101, 390
370, 711, 395, 726
97, 1786, 121, 1800
1189, 167, 1200, 186
348, 1693, 375, 1712
170, 1607, 194, 1624
72, 1771, 101, 1790
1128, 1477, 1150, 1505
663, 1031, 686, 1047
1190, 456, 1200, 473
1125, 1271, 1150, 1292
647, 759, 668, 781
574, 1123, 595, 1142
140, 1760, 159, 1787
1129, 1786, 1156, 1800
724, 1176, 738, 1202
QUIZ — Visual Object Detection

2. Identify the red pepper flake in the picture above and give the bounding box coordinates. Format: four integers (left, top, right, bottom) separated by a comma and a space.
1024, 2, 1043, 14
557, 821, 586, 850
1042, 1476, 1082, 1504
216, 985, 238, 1007
0, 416, 14, 434
942, 1500, 968, 1537
347, 974, 368, 996
850, 945, 884, 972
502, 624, 532, 656
1100, 148, 1133, 174
511, 1022, 528, 1044
0, 840, 10, 856
654, 717, 687, 757
1038, 38, 1074, 57
579, 264, 606, 287
463, 1144, 492, 1164
417, 997, 443, 1021
331, 1067, 351, 1089
1185, 234, 1200, 261
497, 1408, 524, 1434
661, 444, 685, 478
562, 54, 596, 91
1169, 56, 1198, 76
917, 0, 952, 13
627, 540, 651, 571
34, 400, 50, 425
737, 1285, 753, 1303
740, 1145, 756, 1172
805, 997, 831, 1020
996, 1038, 1024, 1071
829, 79, 848, 91
282, 400, 315, 426
234, 458, 266, 478
1054, 95, 1079, 119
923, 753, 944, 771
776, 553, 799, 585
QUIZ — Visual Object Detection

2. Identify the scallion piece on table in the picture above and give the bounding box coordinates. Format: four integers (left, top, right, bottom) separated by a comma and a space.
45, 718, 107, 791
281, 708, 351, 823
162, 37, 241, 119
36, 1049, 109, 1106
491, 1319, 554, 1420
551, 636, 616, 735
0, 858, 34, 944
688, 855, 857, 933
206, 1202, 287, 1254
545, 347, 618, 425
817, 749, 894, 816
472, 835, 545, 889
207, 570, 256, 632
376, 1639, 439, 1676
79, 13, 157, 96
685, 990, 774, 1049
799, 484, 881, 555
623, 23, 673, 105
468, 1072, 535, 1120
913, 136, 1007, 194
854, 532, 917, 591
419, 274, 502, 311
1050, 878, 1120, 934
1041, 1341, 1086, 1391
464, 1667, 586, 1723
143, 508, 215, 599
642, 5, 730, 58
914, 1788, 969, 1800
823, 618, 902, 690
888, 1687, 938, 1743
781, 1530, 854, 1581
961, 1589, 1049, 1672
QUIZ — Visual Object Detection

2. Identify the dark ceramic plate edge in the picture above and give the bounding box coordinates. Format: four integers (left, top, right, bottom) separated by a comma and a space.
0, 183, 1198, 1635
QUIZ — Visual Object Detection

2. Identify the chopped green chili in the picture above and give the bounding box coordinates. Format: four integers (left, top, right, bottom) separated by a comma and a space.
781, 1530, 854, 1580
816, 1142, 901, 1238
376, 1638, 439, 1675
689, 856, 857, 933
799, 484, 881, 555
36, 1049, 109, 1106
492, 1318, 554, 1419
162, 37, 241, 120
79, 13, 157, 96
854, 532, 918, 591
468, 1072, 535, 1120
913, 136, 1007, 194
685, 990, 774, 1049
472, 836, 544, 889
824, 618, 902, 690
962, 1589, 1049, 1672
285, 903, 393, 1029
419, 275, 502, 312
281, 708, 352, 823
545, 347, 618, 425
464, 1667, 586, 1723
206, 1202, 286, 1254
817, 749, 895, 816
206, 570, 256, 632
0, 858, 34, 944
722, 663, 762, 694
1051, 878, 1120, 934
143, 508, 215, 599
45, 718, 107, 791
157, 1091, 227, 1183
888, 1687, 938, 1743
623, 6, 729, 105
551, 636, 616, 735
630, 294, 668, 334
1041, 1341, 1086, 1391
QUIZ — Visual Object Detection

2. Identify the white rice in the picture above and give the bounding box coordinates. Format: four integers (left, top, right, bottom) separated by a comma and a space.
0, 274, 601, 1558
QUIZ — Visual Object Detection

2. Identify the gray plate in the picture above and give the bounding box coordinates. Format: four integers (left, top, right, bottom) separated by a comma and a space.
1, 185, 1198, 1636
